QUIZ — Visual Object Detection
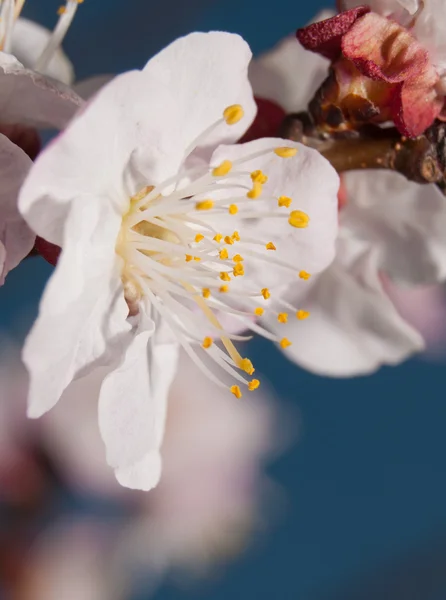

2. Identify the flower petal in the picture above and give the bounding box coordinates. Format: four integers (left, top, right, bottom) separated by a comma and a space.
208, 138, 339, 287
0, 133, 34, 285
99, 311, 179, 482
18, 68, 180, 246
343, 170, 446, 284
267, 238, 424, 376
0, 51, 82, 129
12, 18, 74, 85
23, 195, 131, 418
143, 31, 256, 151
114, 452, 162, 492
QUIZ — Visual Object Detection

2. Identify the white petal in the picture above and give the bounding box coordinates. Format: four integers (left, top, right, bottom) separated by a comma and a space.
23, 195, 131, 418
0, 133, 34, 285
343, 170, 446, 285
143, 31, 256, 151
114, 452, 162, 492
18, 68, 182, 246
12, 18, 74, 85
99, 310, 179, 481
268, 237, 424, 376
209, 138, 339, 286
248, 13, 332, 112
0, 51, 82, 129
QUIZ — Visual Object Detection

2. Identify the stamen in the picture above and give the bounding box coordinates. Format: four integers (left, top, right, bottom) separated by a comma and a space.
202, 336, 213, 349
274, 147, 297, 158
289, 210, 310, 228
202, 288, 211, 298
247, 181, 263, 199
212, 160, 232, 177
219, 248, 229, 260
248, 379, 260, 391
220, 272, 231, 281
233, 254, 243, 262
261, 288, 271, 300
239, 358, 255, 375
266, 242, 276, 250
223, 104, 244, 125
254, 307, 264, 316
195, 233, 205, 243
278, 313, 288, 323
278, 196, 292, 208
224, 235, 234, 245
296, 310, 310, 320
231, 385, 242, 399
213, 233, 223, 242
280, 338, 292, 348
219, 285, 229, 293
196, 199, 214, 211
228, 204, 238, 215
34, 0, 83, 74
299, 270, 311, 280
251, 170, 268, 184
233, 263, 244, 277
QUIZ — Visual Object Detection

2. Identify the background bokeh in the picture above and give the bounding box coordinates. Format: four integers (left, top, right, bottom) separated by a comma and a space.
2, 1, 446, 598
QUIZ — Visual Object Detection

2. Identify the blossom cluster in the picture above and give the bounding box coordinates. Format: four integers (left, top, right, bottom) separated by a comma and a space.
1, 0, 446, 497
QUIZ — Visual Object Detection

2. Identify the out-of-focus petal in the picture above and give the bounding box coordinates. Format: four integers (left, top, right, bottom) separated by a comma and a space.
0, 52, 82, 128
268, 238, 424, 376
0, 133, 34, 285
343, 169, 446, 285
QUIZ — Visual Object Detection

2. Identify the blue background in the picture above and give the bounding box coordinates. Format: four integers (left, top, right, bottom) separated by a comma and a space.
3, 1, 446, 598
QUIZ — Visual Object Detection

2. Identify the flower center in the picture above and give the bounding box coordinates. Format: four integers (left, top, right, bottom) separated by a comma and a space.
116, 106, 313, 397
0, 0, 83, 72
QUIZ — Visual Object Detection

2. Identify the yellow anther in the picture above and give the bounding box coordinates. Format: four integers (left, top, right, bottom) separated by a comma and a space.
219, 248, 229, 260
254, 307, 264, 316
229, 204, 239, 215
278, 196, 292, 208
274, 147, 297, 158
299, 270, 311, 280
202, 288, 211, 298
251, 170, 268, 184
261, 288, 271, 300
233, 263, 245, 277
194, 256, 201, 262
57, 5, 66, 15
296, 310, 310, 320
185, 254, 193, 262
239, 358, 255, 375
202, 336, 213, 349
195, 233, 204, 243
247, 181, 263, 199
196, 199, 214, 211
219, 285, 229, 293
233, 254, 243, 262
280, 337, 292, 348
231, 385, 242, 399
266, 242, 276, 251
289, 210, 310, 229
213, 233, 223, 243
220, 271, 231, 281
224, 235, 234, 245
248, 379, 260, 391
278, 312, 288, 323
212, 160, 232, 177
223, 104, 244, 125
232, 231, 240, 241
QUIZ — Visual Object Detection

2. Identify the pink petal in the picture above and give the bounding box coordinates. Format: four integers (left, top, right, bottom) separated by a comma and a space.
296, 6, 370, 60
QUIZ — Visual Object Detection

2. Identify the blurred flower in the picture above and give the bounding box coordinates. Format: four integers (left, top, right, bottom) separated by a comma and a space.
0, 1, 83, 130
0, 135, 34, 286
0, 337, 289, 594
18, 31, 337, 489
297, 2, 446, 137
248, 11, 446, 376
